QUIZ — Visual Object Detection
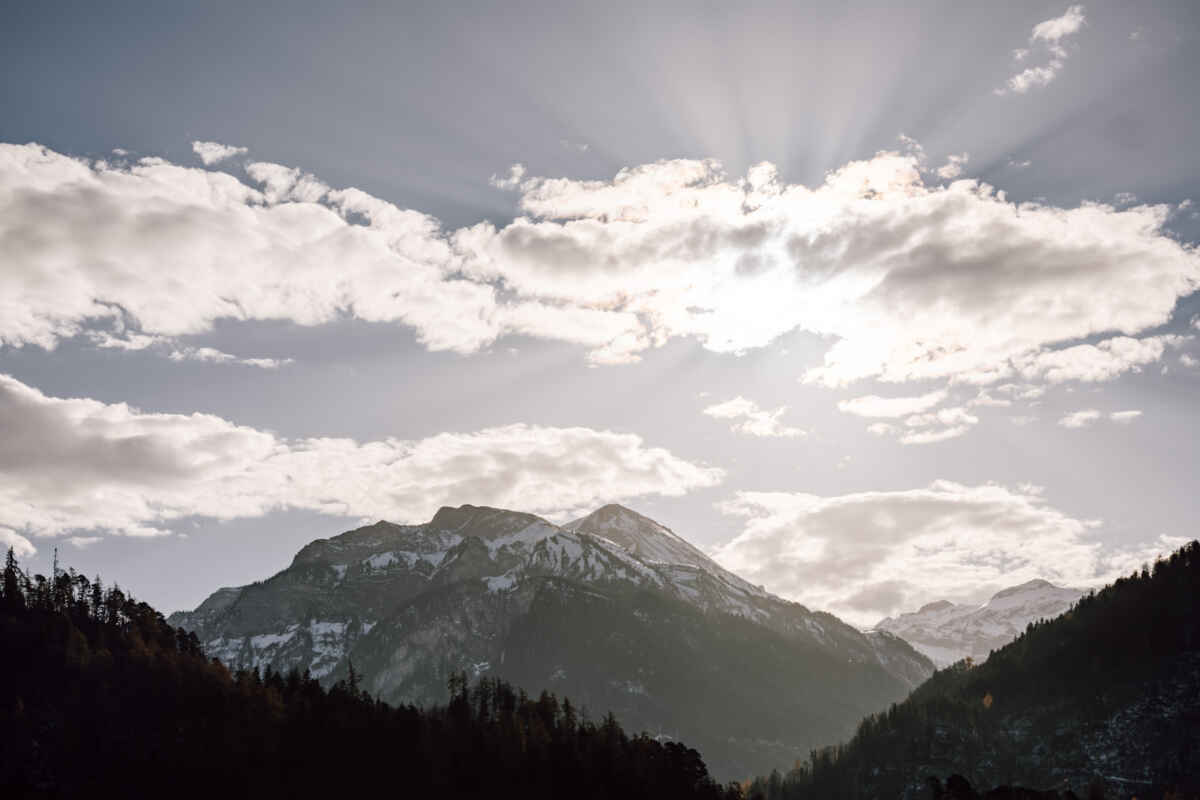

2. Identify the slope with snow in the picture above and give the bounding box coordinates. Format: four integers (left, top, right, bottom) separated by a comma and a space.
873, 579, 1084, 667
171, 503, 935, 780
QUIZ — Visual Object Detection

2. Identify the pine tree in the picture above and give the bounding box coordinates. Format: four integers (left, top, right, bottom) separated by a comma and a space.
3, 547, 24, 609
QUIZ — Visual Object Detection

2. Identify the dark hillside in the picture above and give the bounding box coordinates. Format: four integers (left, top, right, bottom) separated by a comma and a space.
0, 549, 739, 800
746, 541, 1200, 800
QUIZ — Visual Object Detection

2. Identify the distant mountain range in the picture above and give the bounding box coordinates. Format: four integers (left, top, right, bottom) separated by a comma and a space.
874, 579, 1084, 667
169, 503, 933, 780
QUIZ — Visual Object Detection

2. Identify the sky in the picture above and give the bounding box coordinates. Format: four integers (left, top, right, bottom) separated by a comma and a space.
2, 0, 1198, 627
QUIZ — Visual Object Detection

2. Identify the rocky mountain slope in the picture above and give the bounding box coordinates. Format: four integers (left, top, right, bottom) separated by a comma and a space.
874, 580, 1084, 667
169, 503, 933, 780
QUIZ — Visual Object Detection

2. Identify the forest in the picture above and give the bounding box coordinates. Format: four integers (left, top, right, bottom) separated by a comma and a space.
0, 548, 740, 799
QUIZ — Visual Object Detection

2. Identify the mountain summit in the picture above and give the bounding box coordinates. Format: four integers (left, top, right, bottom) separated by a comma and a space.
566, 504, 721, 571
874, 578, 1083, 667
171, 503, 933, 780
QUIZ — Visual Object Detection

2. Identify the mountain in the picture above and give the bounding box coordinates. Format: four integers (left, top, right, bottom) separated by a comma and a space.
0, 552, 739, 800
874, 579, 1084, 667
745, 540, 1200, 800
169, 503, 934, 780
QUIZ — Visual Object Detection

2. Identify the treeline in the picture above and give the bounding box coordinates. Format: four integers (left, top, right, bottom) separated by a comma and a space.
0, 549, 740, 799
742, 540, 1200, 800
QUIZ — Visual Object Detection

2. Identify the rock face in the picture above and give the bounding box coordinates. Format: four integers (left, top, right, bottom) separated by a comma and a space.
170, 503, 934, 781
874, 580, 1084, 667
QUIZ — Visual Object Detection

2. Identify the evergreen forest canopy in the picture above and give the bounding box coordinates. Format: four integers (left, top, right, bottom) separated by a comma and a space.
743, 540, 1200, 800
0, 548, 740, 800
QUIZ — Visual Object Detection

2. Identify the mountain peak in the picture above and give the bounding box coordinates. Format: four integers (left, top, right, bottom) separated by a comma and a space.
917, 599, 957, 614
567, 504, 721, 573
428, 504, 548, 538
989, 578, 1059, 601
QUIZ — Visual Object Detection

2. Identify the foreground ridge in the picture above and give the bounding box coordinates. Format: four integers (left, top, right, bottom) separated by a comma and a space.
744, 540, 1200, 800
0, 548, 739, 799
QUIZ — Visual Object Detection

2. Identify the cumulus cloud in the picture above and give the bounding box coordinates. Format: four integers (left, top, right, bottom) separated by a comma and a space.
1, 528, 36, 558
1014, 335, 1184, 383
702, 396, 806, 438
191, 141, 248, 166
1109, 410, 1143, 423
897, 406, 979, 445
713, 480, 1183, 625
2, 143, 1196, 388
0, 374, 723, 542
997, 5, 1086, 95
838, 390, 948, 418
1059, 409, 1102, 428
935, 153, 970, 180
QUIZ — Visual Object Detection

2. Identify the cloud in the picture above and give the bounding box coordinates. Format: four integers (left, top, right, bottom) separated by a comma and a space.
0, 374, 723, 541
86, 331, 290, 368
1059, 409, 1102, 428
68, 536, 102, 549
838, 390, 948, 418
1181, 353, 1198, 368
2, 143, 1196, 389
1059, 408, 1144, 428
1030, 5, 1087, 44
167, 346, 292, 369
191, 141, 248, 166
1014, 335, 1183, 383
894, 406, 979, 445
935, 153, 969, 180
713, 480, 1182, 625
702, 396, 806, 438
997, 5, 1086, 95
490, 163, 527, 190
1, 528, 36, 558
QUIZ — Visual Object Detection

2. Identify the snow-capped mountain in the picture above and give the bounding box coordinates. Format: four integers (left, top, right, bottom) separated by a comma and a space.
873, 579, 1084, 668
170, 503, 934, 780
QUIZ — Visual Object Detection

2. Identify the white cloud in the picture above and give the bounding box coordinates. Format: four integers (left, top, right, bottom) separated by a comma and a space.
1109, 410, 1142, 423
2, 143, 1196, 391
68, 536, 102, 549
997, 5, 1086, 95
191, 141, 248, 166
167, 346, 292, 369
866, 422, 897, 437
1, 528, 36, 558
935, 153, 969, 180
1030, 5, 1086, 44
1015, 335, 1183, 383
0, 374, 723, 541
892, 406, 979, 445
490, 163, 527, 190
968, 390, 1011, 408
1059, 409, 1102, 428
898, 425, 972, 445
713, 480, 1182, 625
702, 396, 806, 438
1181, 353, 1198, 368
838, 390, 948, 418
